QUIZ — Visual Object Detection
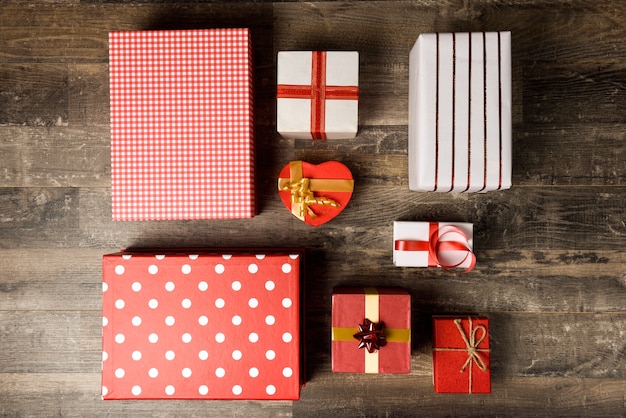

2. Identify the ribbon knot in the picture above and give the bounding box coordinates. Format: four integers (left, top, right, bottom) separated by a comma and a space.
455, 318, 488, 372
353, 318, 387, 353
280, 177, 340, 220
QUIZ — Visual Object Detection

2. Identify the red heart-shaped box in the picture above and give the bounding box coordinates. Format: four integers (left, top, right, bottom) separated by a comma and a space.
278, 161, 354, 226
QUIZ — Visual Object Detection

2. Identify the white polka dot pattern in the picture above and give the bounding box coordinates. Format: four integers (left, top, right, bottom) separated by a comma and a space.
109, 28, 255, 221
102, 251, 301, 400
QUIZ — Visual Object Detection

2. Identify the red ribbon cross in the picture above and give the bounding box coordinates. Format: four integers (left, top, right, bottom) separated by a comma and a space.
277, 51, 359, 140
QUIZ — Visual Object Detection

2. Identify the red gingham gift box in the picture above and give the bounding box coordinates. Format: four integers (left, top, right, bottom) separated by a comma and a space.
102, 250, 303, 400
109, 29, 256, 220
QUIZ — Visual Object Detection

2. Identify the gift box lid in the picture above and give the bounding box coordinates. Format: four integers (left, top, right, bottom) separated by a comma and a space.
109, 28, 256, 220
102, 249, 304, 400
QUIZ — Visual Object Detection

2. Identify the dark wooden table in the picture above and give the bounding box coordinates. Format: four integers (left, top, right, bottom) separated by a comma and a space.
1, 1, 625, 416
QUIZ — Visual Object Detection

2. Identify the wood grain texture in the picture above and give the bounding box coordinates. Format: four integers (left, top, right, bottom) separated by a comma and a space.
3, 311, 626, 378
2, 248, 626, 314
1, 0, 626, 416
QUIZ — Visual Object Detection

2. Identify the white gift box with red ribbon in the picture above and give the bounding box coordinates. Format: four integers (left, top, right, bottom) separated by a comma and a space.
277, 51, 359, 140
408, 31, 512, 193
393, 221, 475, 271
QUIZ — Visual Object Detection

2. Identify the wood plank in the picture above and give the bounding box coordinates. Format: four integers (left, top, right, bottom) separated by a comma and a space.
2, 373, 625, 417
523, 61, 626, 124
470, 0, 626, 61
3, 122, 626, 188
0, 185, 463, 248
468, 186, 626, 251
273, 1, 476, 63
67, 64, 110, 126
0, 188, 79, 248
0, 63, 68, 126
514, 124, 626, 186
294, 376, 626, 416
2, 373, 624, 416
2, 186, 626, 251
0, 126, 110, 187
0, 311, 100, 373
2, 248, 626, 313
3, 311, 626, 378
0, 373, 293, 417
305, 249, 626, 314
0, 3, 273, 63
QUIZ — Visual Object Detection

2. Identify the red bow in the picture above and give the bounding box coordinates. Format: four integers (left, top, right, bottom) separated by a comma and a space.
353, 318, 387, 353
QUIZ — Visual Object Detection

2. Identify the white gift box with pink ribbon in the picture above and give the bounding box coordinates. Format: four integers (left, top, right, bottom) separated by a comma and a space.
408, 31, 512, 193
393, 221, 475, 271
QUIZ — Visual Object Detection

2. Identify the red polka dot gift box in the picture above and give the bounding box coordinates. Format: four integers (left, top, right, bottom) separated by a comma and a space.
102, 250, 304, 400
108, 28, 255, 221
331, 287, 411, 374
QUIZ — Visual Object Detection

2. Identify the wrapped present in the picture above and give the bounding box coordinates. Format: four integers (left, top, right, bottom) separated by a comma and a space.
277, 51, 359, 140
393, 221, 475, 272
278, 160, 354, 226
432, 316, 491, 394
408, 31, 512, 192
109, 29, 255, 220
102, 249, 304, 400
332, 287, 410, 374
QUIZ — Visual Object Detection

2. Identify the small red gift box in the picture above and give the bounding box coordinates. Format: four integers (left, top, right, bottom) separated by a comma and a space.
109, 28, 255, 220
432, 316, 491, 394
102, 250, 303, 400
332, 287, 411, 374
278, 160, 354, 227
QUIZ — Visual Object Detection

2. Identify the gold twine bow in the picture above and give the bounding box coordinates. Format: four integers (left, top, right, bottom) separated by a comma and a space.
281, 177, 340, 220
278, 161, 354, 221
434, 317, 489, 393
454, 318, 488, 373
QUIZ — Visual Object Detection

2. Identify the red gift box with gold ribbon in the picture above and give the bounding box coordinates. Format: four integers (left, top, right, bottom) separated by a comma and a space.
432, 316, 491, 394
331, 287, 411, 374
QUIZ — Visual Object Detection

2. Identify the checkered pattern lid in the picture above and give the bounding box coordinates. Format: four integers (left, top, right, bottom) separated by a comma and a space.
109, 29, 256, 220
